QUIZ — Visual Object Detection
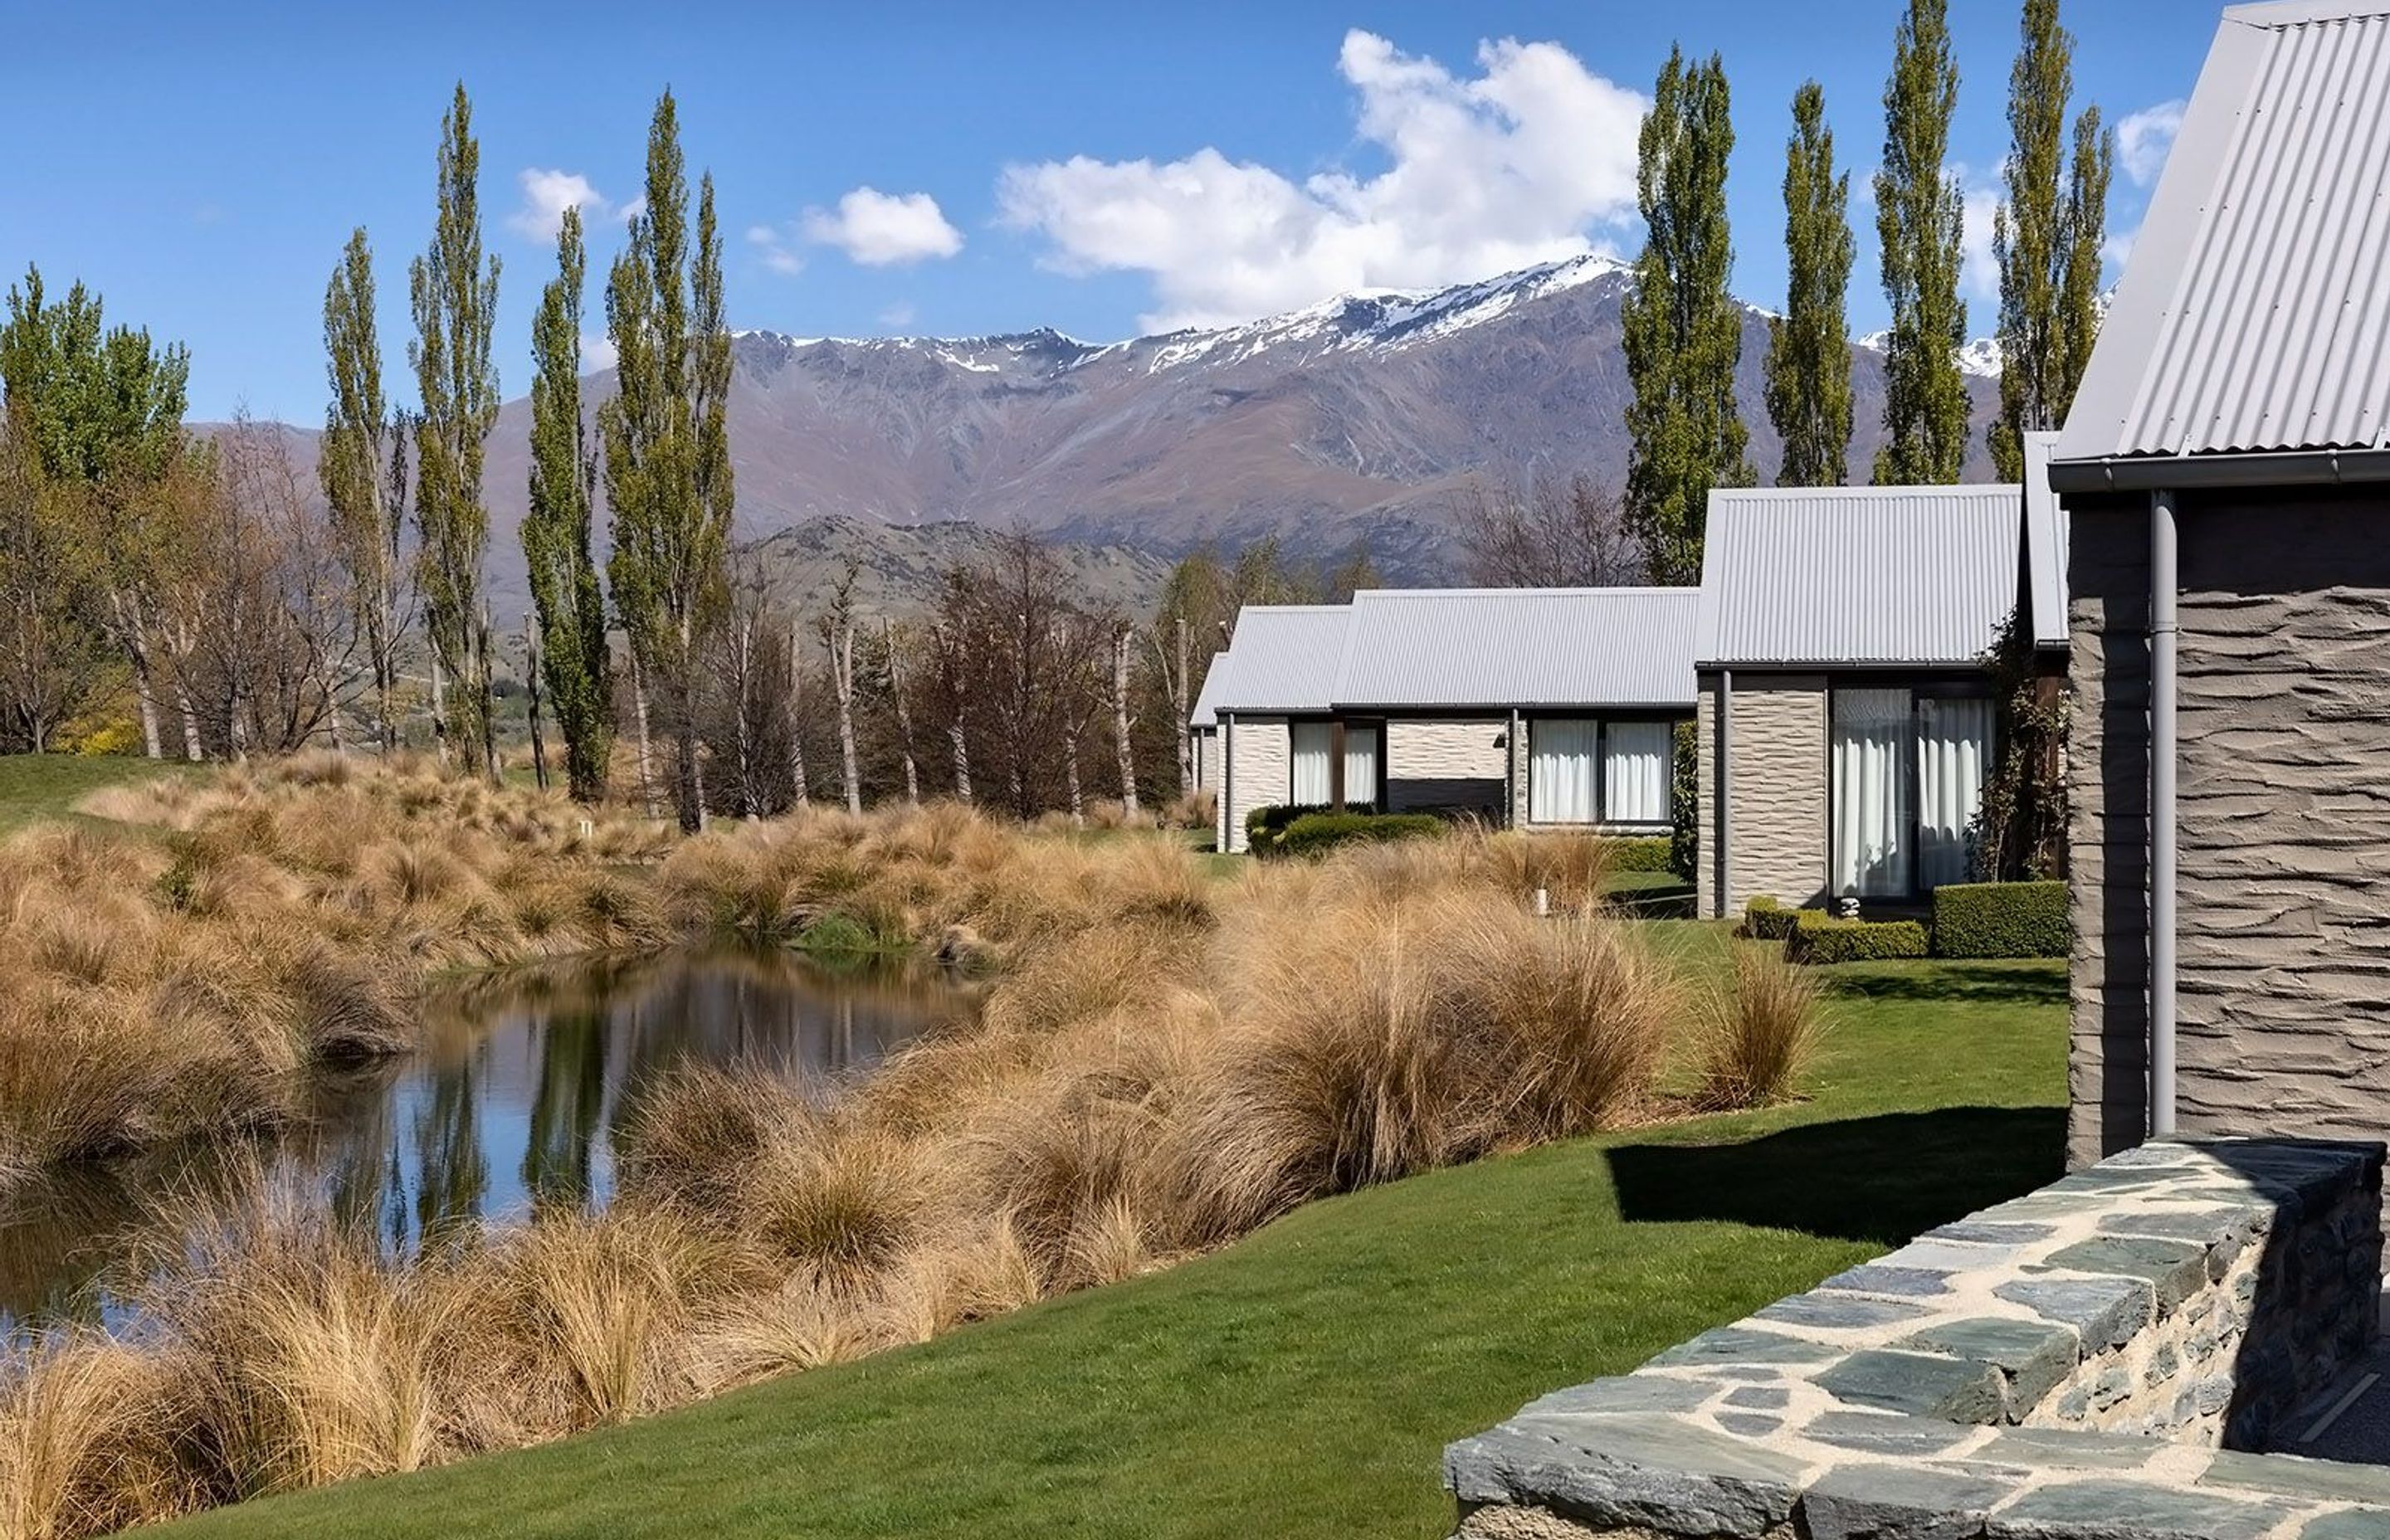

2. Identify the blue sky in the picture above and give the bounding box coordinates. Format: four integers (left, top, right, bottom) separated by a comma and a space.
1, 1, 2212, 422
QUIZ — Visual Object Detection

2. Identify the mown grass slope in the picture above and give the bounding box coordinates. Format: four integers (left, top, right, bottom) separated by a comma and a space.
157, 938, 2064, 1540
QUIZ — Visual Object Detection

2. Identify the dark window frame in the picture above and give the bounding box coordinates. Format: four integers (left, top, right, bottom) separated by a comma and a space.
1824, 678, 1997, 903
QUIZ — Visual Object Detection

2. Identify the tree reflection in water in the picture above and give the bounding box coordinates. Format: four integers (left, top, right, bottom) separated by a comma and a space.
0, 948, 975, 1334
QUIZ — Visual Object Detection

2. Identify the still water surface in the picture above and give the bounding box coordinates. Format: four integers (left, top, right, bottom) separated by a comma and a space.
0, 948, 977, 1333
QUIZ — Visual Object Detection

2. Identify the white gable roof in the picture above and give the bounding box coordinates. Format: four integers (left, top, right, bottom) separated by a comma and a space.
1333, 587, 1697, 710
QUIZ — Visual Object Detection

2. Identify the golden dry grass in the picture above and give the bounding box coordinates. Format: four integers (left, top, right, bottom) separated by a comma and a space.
0, 787, 1735, 1538
1694, 942, 1829, 1110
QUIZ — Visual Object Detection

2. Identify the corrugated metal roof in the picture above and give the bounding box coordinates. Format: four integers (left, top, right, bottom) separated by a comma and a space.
1207, 605, 1349, 713
1188, 649, 1227, 728
2056, 1, 2390, 465
2022, 432, 2071, 650
1695, 485, 2022, 667
1331, 587, 1697, 709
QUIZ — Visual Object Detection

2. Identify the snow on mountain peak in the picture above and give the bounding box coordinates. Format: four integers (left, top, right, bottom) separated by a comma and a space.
1854, 327, 2005, 379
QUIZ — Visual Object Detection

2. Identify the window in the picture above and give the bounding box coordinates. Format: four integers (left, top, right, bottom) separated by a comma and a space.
1529, 718, 1671, 826
1288, 721, 1380, 806
1602, 721, 1671, 824
1830, 686, 1992, 899
1289, 723, 1333, 804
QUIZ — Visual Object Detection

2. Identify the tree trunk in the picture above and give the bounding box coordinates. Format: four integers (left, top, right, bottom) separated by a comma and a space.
1111, 627, 1139, 816
630, 654, 660, 820
133, 664, 162, 759
733, 615, 759, 820
786, 622, 811, 810
672, 619, 705, 834
173, 675, 205, 763
524, 618, 549, 792
477, 608, 501, 786
1066, 744, 1084, 828
885, 618, 919, 806
430, 654, 450, 771
949, 719, 972, 805
832, 624, 861, 815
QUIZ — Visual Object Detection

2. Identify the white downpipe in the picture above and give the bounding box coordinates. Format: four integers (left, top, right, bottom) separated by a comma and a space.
2150, 491, 2179, 1139
1718, 670, 1734, 919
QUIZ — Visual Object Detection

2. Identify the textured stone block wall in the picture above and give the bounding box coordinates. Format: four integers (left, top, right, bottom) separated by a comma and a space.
1446, 1139, 2387, 1540
1222, 716, 1288, 853
1699, 675, 1828, 916
2069, 492, 2390, 1165
1387, 718, 1506, 816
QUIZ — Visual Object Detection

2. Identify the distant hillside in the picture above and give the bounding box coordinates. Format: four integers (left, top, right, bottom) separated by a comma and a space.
210, 256, 2005, 619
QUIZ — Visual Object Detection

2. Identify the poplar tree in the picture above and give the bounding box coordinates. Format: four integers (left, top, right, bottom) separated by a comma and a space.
321, 228, 410, 752
1872, 0, 1969, 485
1622, 46, 1751, 586
603, 90, 734, 832
1990, 0, 2114, 479
1763, 82, 1855, 487
409, 83, 502, 779
524, 206, 612, 802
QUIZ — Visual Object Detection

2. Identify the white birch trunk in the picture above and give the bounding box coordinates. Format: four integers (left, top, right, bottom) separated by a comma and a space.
786, 622, 811, 810
885, 618, 919, 806
832, 624, 861, 816
631, 654, 659, 820
1111, 628, 1139, 816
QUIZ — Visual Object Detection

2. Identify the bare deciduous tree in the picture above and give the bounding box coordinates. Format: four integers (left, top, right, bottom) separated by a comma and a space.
1456, 471, 1641, 587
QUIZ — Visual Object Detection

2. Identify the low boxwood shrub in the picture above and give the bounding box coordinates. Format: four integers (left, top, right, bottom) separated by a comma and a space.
1931, 880, 2068, 958
1246, 802, 1378, 855
1786, 912, 1930, 965
1743, 895, 1801, 942
1275, 811, 1444, 858
1604, 836, 1676, 873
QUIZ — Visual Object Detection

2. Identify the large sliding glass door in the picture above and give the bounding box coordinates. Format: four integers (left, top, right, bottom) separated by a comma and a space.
1830, 685, 1992, 900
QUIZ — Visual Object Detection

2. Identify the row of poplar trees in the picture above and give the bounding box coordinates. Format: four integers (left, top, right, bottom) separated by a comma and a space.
1622, 0, 2112, 582
321, 85, 730, 828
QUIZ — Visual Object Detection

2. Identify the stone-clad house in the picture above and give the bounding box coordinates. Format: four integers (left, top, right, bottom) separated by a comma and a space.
1692, 481, 2066, 919
1204, 589, 1699, 852
2053, 0, 2390, 1165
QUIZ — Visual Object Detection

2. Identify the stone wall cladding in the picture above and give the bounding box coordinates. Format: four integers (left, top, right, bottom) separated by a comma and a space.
1222, 716, 1288, 854
1446, 1139, 2386, 1540
1719, 677, 1828, 915
1388, 719, 1507, 816
2069, 495, 2390, 1166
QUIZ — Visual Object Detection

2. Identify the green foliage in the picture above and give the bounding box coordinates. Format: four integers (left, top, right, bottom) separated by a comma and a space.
1623, 47, 1753, 585
1931, 880, 2067, 958
1974, 603, 2068, 880
602, 90, 734, 832
524, 207, 614, 803
1244, 802, 1376, 856
1, 266, 190, 487
1604, 836, 1676, 874
408, 83, 504, 776
1872, 0, 1970, 487
1989, 0, 2111, 480
1786, 912, 1930, 964
1272, 811, 1445, 859
1764, 82, 1855, 489
1743, 895, 1802, 942
794, 911, 896, 959
321, 227, 410, 753
1669, 719, 1698, 881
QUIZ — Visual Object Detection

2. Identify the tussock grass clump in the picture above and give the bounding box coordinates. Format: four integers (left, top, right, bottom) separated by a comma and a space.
1695, 943, 1827, 1110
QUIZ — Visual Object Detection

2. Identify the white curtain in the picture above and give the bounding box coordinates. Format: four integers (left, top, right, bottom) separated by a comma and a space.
1832, 687, 1912, 899
1917, 696, 1992, 890
1289, 723, 1333, 804
1344, 726, 1380, 807
1601, 721, 1671, 825
1529, 719, 1599, 823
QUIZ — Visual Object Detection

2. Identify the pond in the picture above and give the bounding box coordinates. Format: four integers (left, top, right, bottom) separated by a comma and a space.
0, 948, 978, 1334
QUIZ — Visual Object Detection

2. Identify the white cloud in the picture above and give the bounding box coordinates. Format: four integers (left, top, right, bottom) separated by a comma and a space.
580, 330, 618, 373
996, 30, 1646, 332
747, 224, 803, 276
802, 188, 964, 266
508, 169, 616, 241
1960, 177, 2004, 303
2116, 100, 2186, 188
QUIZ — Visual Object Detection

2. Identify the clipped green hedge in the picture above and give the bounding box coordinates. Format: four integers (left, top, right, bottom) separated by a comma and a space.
1275, 811, 1445, 858
1605, 836, 1676, 873
1743, 895, 1802, 942
1932, 880, 2069, 958
1245, 802, 1378, 855
1787, 912, 1930, 965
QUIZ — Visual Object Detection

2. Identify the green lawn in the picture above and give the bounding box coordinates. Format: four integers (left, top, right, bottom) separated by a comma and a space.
157, 930, 2066, 1540
0, 752, 202, 836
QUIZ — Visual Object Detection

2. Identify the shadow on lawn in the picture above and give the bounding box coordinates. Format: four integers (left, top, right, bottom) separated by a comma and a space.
1822, 963, 2068, 1008
1607, 1106, 2065, 1246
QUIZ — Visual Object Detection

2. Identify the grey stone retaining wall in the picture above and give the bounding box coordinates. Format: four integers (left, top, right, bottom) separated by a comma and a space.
1446, 1139, 2385, 1540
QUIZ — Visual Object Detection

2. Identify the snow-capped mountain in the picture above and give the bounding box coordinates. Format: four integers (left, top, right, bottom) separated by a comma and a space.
237, 258, 2001, 620
1854, 327, 2007, 379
